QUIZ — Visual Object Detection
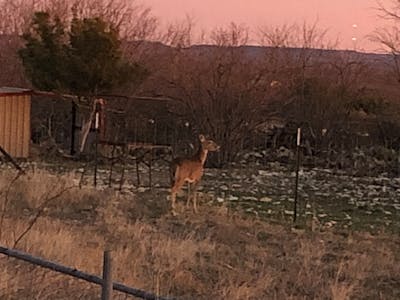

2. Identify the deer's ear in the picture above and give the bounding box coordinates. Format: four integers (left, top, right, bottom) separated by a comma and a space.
199, 134, 205, 142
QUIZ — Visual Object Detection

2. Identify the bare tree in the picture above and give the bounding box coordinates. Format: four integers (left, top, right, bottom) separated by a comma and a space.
369, 0, 400, 151
150, 23, 279, 165
257, 22, 343, 150
0, 0, 158, 38
159, 15, 197, 48
209, 22, 249, 46
371, 1, 400, 81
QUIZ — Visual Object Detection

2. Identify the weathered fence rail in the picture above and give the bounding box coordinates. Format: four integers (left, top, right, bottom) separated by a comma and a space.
0, 245, 175, 300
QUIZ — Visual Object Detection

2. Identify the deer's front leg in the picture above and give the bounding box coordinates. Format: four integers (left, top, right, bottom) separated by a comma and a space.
191, 180, 200, 213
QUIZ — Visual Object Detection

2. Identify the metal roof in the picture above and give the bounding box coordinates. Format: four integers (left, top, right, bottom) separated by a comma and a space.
0, 87, 32, 96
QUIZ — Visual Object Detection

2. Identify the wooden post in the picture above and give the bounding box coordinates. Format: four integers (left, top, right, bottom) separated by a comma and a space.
293, 127, 301, 223
101, 250, 113, 300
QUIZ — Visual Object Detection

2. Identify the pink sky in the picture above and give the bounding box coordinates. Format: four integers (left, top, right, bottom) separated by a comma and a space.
143, 0, 393, 52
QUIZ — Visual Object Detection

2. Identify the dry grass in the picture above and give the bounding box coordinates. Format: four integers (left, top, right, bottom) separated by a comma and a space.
0, 168, 399, 299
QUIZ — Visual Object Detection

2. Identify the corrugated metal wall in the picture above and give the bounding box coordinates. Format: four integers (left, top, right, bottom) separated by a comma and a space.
0, 94, 31, 158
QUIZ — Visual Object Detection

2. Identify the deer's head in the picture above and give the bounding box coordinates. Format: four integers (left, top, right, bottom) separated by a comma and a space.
199, 134, 220, 152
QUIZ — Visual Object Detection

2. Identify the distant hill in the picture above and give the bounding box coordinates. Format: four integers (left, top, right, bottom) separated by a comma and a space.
129, 39, 392, 64
127, 40, 398, 100
1, 34, 398, 99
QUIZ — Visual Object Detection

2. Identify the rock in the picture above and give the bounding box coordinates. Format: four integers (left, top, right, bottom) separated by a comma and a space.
228, 195, 239, 201
217, 197, 224, 203
253, 152, 263, 158
259, 197, 272, 203
242, 196, 258, 201
325, 221, 337, 227
80, 204, 93, 211
356, 201, 368, 208
220, 185, 228, 191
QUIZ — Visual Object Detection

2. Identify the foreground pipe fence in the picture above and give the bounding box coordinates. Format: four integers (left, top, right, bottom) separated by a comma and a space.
0, 245, 175, 300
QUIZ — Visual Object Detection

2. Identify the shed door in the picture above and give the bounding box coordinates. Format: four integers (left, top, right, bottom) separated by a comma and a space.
0, 95, 31, 158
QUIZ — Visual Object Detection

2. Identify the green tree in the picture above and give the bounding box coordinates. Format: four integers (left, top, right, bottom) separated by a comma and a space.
19, 11, 147, 96
18, 12, 67, 91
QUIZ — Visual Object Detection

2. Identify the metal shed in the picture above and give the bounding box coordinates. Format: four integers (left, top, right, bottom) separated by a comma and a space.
0, 87, 31, 158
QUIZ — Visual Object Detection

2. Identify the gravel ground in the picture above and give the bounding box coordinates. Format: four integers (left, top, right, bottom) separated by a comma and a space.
2, 159, 399, 232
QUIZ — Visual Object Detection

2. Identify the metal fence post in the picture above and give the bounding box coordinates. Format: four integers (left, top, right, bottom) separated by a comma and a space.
101, 250, 112, 300
70, 100, 77, 156
293, 127, 301, 223
0, 245, 174, 300
94, 111, 100, 187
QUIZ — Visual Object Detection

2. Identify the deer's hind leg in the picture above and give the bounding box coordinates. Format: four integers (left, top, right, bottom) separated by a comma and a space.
186, 182, 192, 208
171, 169, 185, 215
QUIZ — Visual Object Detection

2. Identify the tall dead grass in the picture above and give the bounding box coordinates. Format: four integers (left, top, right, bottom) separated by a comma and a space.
0, 167, 399, 299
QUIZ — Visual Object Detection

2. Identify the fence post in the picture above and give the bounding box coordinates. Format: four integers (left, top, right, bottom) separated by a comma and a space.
293, 127, 301, 223
101, 250, 113, 300
94, 111, 100, 187
70, 100, 77, 156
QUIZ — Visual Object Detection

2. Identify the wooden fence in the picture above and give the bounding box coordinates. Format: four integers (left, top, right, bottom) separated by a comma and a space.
0, 245, 175, 300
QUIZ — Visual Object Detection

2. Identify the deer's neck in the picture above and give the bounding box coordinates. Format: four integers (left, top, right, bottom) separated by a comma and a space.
195, 146, 208, 165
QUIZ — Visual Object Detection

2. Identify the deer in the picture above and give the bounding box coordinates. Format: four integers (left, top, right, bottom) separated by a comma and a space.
170, 134, 220, 215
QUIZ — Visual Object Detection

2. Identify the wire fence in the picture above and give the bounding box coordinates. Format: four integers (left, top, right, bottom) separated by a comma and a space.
64, 131, 400, 233
4, 108, 400, 233
1, 121, 400, 299
22, 94, 400, 231
1, 94, 397, 299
